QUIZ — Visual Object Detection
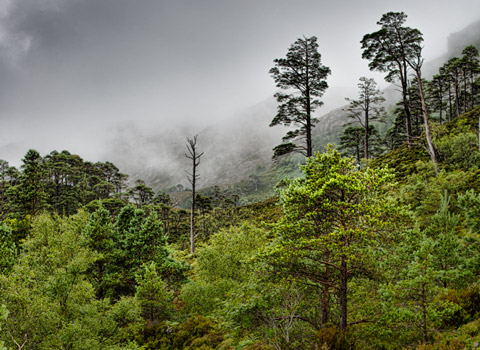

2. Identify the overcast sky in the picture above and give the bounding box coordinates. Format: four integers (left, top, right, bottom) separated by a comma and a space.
1, 0, 480, 166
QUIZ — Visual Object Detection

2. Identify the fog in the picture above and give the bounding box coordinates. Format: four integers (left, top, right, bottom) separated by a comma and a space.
1, 0, 479, 175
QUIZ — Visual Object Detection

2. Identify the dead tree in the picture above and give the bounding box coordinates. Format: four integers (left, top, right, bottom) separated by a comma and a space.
185, 135, 204, 254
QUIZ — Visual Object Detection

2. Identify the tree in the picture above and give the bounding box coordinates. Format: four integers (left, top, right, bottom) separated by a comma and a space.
269, 36, 331, 158
265, 147, 396, 331
339, 125, 382, 162
445, 57, 462, 118
344, 77, 385, 160
461, 45, 480, 110
339, 126, 364, 162
428, 74, 447, 124
361, 12, 423, 148
185, 135, 204, 254
128, 179, 154, 206
13, 150, 48, 216
83, 206, 114, 299
135, 262, 173, 323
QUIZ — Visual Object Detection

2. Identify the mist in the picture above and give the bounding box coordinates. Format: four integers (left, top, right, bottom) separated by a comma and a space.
1, 0, 479, 184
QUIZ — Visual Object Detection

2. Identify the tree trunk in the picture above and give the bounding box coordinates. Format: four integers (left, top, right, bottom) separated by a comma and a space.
339, 256, 348, 331
190, 178, 195, 254
471, 73, 475, 110
463, 70, 468, 113
321, 253, 331, 326
415, 70, 439, 174
401, 80, 413, 147
438, 90, 443, 124
364, 107, 369, 160
454, 71, 460, 117
305, 58, 313, 157
448, 83, 453, 122
186, 136, 204, 254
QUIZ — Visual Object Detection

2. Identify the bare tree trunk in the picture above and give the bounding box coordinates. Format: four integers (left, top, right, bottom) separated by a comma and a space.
408, 55, 439, 174
364, 107, 369, 160
185, 135, 204, 254
415, 70, 439, 174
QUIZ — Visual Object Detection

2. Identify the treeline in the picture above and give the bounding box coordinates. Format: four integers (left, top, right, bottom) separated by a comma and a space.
0, 149, 249, 247
340, 44, 480, 161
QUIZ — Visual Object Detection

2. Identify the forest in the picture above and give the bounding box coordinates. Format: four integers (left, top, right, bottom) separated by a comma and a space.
1, 11, 480, 350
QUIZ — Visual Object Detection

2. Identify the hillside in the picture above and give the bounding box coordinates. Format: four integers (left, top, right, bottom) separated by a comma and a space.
102, 20, 480, 203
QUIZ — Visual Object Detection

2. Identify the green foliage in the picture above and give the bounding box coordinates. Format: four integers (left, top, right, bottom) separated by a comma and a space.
0, 305, 8, 350
181, 224, 267, 316
135, 262, 173, 323
370, 145, 430, 179
436, 130, 480, 171
135, 315, 226, 350
0, 211, 143, 349
100, 205, 188, 298
0, 223, 15, 274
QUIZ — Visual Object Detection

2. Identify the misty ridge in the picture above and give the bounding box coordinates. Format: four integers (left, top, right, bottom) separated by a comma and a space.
102, 18, 480, 193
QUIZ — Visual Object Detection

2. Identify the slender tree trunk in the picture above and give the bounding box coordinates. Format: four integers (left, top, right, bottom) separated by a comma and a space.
454, 72, 460, 117
190, 175, 195, 254
305, 45, 313, 157
321, 251, 331, 326
448, 82, 453, 122
306, 113, 312, 157
415, 70, 439, 174
186, 136, 204, 254
463, 70, 468, 113
401, 80, 413, 147
364, 107, 369, 160
472, 73, 476, 110
339, 256, 348, 331
438, 90, 443, 124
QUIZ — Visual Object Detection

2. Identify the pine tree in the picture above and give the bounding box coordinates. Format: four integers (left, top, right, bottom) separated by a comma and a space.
344, 77, 385, 160
270, 36, 331, 158
361, 12, 423, 148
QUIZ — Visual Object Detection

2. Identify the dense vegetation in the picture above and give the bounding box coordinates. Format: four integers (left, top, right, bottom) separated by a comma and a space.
1, 11, 480, 350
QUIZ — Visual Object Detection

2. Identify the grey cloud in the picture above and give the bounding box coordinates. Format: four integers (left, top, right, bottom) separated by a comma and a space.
0, 0, 479, 171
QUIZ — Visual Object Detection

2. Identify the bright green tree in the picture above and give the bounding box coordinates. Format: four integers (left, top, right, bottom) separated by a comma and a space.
0, 211, 142, 349
135, 262, 173, 323
265, 147, 396, 331
181, 224, 267, 316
